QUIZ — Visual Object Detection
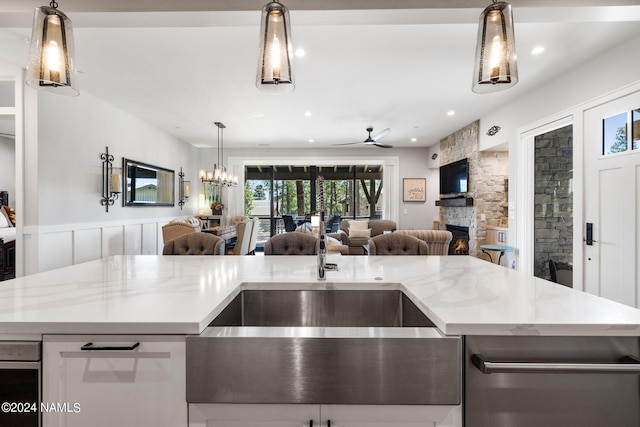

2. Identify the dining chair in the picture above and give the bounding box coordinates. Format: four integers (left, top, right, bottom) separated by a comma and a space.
162, 232, 225, 255
282, 215, 297, 232
230, 219, 252, 255
247, 217, 260, 255
161, 221, 197, 244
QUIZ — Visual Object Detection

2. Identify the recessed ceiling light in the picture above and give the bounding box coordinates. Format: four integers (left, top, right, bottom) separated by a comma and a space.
295, 48, 306, 57
304, 111, 312, 117
308, 139, 314, 143
249, 111, 264, 118
447, 110, 455, 116
411, 138, 417, 142
531, 46, 545, 55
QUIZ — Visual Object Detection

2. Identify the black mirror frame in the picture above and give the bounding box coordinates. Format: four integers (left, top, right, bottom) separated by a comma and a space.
122, 158, 175, 207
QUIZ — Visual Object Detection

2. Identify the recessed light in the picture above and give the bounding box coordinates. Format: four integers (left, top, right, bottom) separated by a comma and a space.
411, 138, 417, 142
295, 48, 306, 57
304, 111, 312, 117
447, 110, 455, 116
531, 46, 545, 55
308, 139, 315, 143
249, 111, 264, 118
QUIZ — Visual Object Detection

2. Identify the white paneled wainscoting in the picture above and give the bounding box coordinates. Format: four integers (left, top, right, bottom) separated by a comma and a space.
21, 216, 179, 276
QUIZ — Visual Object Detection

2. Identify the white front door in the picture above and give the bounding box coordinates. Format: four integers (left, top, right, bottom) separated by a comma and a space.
583, 90, 640, 307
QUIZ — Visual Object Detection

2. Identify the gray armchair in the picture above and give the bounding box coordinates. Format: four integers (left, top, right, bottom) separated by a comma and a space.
162, 232, 225, 255
394, 230, 453, 255
337, 219, 397, 255
368, 233, 428, 255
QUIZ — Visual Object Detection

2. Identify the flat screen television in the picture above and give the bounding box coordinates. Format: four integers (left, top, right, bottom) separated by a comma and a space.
439, 158, 468, 196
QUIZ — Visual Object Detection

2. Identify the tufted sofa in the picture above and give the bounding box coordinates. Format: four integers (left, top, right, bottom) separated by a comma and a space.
264, 232, 318, 255
162, 232, 225, 255
393, 230, 453, 255
368, 233, 429, 255
337, 219, 397, 255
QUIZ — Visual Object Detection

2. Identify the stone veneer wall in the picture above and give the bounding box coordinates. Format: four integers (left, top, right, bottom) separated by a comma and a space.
534, 125, 573, 279
439, 120, 509, 258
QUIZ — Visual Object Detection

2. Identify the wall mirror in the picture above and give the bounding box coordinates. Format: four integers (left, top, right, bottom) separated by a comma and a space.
123, 158, 174, 206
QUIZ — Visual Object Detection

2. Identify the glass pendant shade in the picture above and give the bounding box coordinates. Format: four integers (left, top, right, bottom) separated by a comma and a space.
472, 1, 518, 94
256, 1, 295, 94
26, 4, 79, 96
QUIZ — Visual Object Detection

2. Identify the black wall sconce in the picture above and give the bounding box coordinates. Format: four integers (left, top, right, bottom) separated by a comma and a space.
178, 167, 190, 210
100, 146, 121, 212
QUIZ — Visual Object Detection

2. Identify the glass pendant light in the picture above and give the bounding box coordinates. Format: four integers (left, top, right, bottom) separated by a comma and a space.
256, 0, 295, 94
472, 0, 518, 94
26, 1, 79, 96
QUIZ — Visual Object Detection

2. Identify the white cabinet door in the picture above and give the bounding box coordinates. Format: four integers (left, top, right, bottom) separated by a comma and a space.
43, 335, 186, 427
188, 404, 461, 427
321, 405, 461, 427
189, 403, 318, 427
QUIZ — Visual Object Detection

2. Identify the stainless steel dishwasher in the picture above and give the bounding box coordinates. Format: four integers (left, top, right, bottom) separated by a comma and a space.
0, 341, 42, 427
465, 335, 640, 427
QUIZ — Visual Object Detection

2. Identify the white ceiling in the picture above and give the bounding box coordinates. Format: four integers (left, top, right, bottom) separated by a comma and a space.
0, 1, 639, 149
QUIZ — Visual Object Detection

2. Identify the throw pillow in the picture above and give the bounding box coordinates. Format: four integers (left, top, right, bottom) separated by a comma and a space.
0, 208, 9, 228
327, 236, 341, 246
1, 206, 14, 227
348, 220, 369, 230
349, 228, 371, 238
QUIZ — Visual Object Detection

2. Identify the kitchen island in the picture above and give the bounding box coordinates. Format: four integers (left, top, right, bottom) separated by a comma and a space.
1, 255, 639, 427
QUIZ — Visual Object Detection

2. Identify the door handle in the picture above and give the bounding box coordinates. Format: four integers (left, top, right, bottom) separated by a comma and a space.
585, 223, 597, 245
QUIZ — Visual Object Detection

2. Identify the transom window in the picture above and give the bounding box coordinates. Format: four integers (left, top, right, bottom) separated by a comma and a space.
602, 108, 640, 155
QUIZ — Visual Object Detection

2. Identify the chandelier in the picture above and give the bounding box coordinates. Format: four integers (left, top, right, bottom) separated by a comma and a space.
200, 122, 237, 187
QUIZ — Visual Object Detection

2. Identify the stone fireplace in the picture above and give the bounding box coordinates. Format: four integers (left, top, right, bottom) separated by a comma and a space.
438, 120, 509, 259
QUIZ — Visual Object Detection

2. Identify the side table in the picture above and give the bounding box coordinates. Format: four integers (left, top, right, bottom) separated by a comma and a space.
480, 244, 514, 266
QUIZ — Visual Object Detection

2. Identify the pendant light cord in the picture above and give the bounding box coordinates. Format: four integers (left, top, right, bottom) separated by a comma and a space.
50, 1, 58, 8
217, 126, 221, 166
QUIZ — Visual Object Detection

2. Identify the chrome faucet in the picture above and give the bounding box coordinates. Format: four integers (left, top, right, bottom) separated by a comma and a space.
317, 177, 338, 280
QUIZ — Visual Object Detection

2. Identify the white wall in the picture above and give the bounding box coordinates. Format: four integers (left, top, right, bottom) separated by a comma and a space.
479, 33, 640, 152
22, 88, 199, 275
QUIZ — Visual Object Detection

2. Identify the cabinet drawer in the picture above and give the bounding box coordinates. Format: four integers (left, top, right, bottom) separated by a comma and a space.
43, 335, 186, 427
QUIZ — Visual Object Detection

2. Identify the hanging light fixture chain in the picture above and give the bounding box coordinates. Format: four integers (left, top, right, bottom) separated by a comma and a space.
49, 1, 58, 9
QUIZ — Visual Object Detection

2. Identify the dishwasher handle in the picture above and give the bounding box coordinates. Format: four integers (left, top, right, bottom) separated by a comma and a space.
472, 354, 640, 374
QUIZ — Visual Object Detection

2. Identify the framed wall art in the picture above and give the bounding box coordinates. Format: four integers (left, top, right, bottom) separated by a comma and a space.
403, 178, 426, 202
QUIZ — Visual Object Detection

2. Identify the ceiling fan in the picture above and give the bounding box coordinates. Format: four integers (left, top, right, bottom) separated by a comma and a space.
333, 127, 393, 148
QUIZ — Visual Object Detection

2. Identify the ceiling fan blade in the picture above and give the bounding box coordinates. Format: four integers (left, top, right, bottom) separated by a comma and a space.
372, 127, 390, 141
373, 142, 393, 148
332, 141, 365, 146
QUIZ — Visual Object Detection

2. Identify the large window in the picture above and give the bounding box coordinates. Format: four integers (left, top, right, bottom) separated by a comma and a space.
244, 164, 383, 246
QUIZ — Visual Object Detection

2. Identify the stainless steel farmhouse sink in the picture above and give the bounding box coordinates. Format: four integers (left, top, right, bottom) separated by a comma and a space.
186, 287, 461, 405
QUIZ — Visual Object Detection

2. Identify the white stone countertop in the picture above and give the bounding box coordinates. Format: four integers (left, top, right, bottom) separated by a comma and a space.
1, 255, 640, 337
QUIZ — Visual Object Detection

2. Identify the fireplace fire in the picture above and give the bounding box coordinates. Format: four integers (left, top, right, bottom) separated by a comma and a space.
446, 225, 469, 255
